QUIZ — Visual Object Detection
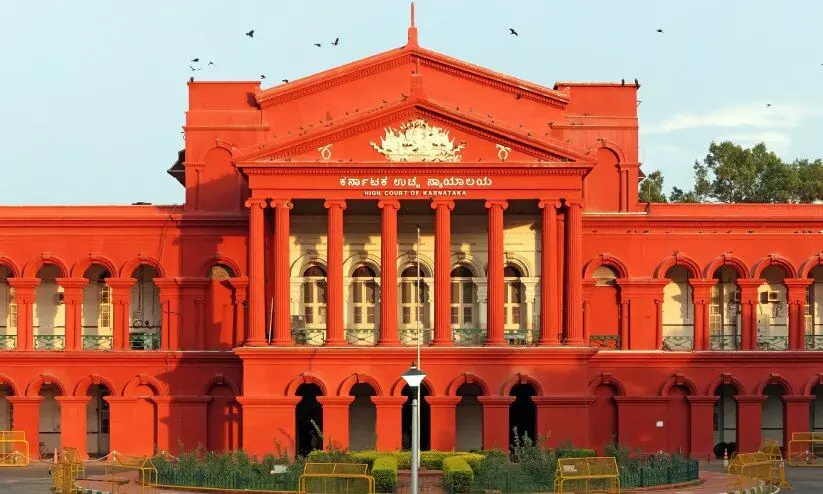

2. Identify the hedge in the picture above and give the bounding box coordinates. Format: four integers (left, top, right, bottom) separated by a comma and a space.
313, 450, 483, 470
371, 455, 398, 492
443, 456, 473, 493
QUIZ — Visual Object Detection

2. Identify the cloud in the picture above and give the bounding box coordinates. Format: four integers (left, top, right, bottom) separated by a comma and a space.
719, 131, 792, 153
643, 103, 817, 134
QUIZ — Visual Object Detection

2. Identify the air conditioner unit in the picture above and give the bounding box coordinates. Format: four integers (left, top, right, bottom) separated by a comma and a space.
768, 291, 780, 302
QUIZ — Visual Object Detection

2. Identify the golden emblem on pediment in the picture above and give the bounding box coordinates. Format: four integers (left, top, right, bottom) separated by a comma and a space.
369, 119, 466, 162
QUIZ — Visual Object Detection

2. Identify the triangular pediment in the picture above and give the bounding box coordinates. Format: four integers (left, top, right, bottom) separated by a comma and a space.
234, 97, 591, 165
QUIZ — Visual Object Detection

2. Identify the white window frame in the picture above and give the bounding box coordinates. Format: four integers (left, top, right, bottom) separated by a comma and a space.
98, 283, 112, 330
504, 276, 523, 329
400, 267, 426, 330
450, 269, 475, 329
6, 286, 16, 329
351, 267, 377, 329
302, 272, 327, 329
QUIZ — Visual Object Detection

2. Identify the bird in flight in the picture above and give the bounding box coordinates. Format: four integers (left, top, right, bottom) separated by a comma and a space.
189, 65, 202, 71
246, 29, 254, 38
208, 61, 214, 65
621, 78, 625, 86
766, 103, 772, 107
260, 74, 266, 79
656, 28, 663, 33
191, 58, 199, 63
634, 78, 640, 88
282, 79, 289, 83
314, 43, 322, 47
509, 28, 518, 36
332, 37, 340, 46
189, 76, 194, 83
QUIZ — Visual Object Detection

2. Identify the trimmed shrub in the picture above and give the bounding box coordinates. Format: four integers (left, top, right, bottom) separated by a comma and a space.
350, 451, 380, 468
371, 455, 398, 492
458, 453, 486, 471
443, 456, 473, 493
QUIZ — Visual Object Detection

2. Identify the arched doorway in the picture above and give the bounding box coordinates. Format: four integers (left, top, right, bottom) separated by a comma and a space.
713, 384, 738, 457
762, 384, 786, 446
206, 382, 240, 452
39, 384, 62, 456
0, 384, 12, 430
455, 383, 483, 451
82, 265, 113, 350
130, 265, 161, 350
806, 266, 823, 349
667, 385, 691, 454
758, 265, 789, 350
509, 383, 537, 448
812, 384, 823, 432
295, 383, 323, 456
710, 266, 741, 350
34, 264, 65, 350
349, 383, 376, 451
662, 265, 694, 350
402, 383, 431, 451
87, 384, 111, 457
205, 264, 235, 350
589, 384, 619, 453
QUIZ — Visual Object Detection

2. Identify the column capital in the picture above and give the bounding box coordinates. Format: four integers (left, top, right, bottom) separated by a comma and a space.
686, 395, 719, 405
270, 199, 294, 209
7, 277, 39, 292
55, 277, 89, 290
317, 396, 355, 407
228, 276, 249, 292
734, 395, 768, 404
783, 394, 814, 404
55, 396, 92, 405
538, 199, 562, 209
484, 199, 509, 210
477, 396, 515, 407
425, 396, 462, 407
564, 198, 585, 209
105, 277, 137, 290
6, 396, 43, 405
244, 197, 268, 209
323, 199, 347, 210
431, 198, 455, 210
378, 199, 401, 209
371, 396, 408, 407
237, 396, 301, 407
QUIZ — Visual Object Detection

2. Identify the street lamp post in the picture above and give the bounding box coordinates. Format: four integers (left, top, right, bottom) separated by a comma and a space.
402, 362, 426, 494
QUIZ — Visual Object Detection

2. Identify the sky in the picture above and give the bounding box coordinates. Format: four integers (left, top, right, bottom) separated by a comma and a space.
1, 0, 822, 205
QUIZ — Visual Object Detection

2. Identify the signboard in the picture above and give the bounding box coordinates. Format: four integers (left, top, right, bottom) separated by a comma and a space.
339, 175, 494, 198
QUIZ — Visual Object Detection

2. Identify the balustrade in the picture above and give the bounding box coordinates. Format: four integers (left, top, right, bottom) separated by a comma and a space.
709, 334, 740, 351
0, 335, 16, 350
805, 334, 823, 351
129, 332, 160, 350
504, 328, 540, 346
345, 328, 378, 346
452, 328, 486, 346
81, 335, 113, 351
590, 335, 620, 349
662, 335, 694, 351
34, 334, 65, 351
757, 335, 789, 351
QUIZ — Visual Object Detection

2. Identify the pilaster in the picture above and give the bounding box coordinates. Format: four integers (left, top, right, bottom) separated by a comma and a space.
614, 278, 669, 350
228, 277, 248, 347
317, 396, 354, 450
153, 396, 211, 453
8, 396, 42, 458
735, 395, 767, 453
154, 278, 182, 351
426, 396, 461, 451
55, 396, 91, 458
372, 396, 407, 451
7, 278, 38, 351
477, 396, 514, 450
687, 396, 718, 460
180, 278, 209, 350
238, 396, 300, 457
56, 278, 88, 351
106, 278, 136, 351
690, 279, 716, 351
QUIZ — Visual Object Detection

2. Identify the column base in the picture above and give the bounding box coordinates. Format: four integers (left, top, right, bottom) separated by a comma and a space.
244, 339, 269, 347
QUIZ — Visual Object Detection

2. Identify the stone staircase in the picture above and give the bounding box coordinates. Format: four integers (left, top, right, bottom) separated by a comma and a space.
396, 468, 447, 494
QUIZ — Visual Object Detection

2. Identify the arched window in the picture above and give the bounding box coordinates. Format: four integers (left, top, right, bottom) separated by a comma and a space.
662, 265, 694, 350
450, 266, 475, 328
504, 266, 523, 329
0, 266, 15, 349
400, 266, 427, 330
592, 266, 618, 287
758, 265, 788, 350
710, 266, 740, 349
303, 265, 327, 329
351, 266, 376, 329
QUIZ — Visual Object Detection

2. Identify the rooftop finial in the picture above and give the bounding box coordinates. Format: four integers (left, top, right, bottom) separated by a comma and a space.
407, 1, 419, 47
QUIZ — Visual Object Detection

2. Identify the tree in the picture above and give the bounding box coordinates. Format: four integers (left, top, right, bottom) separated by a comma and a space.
638, 170, 667, 203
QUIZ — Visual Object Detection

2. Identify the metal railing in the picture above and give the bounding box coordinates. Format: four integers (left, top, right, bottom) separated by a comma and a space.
345, 328, 378, 346
129, 332, 160, 350
292, 328, 326, 346
806, 334, 823, 351
0, 335, 16, 350
505, 328, 540, 346
662, 336, 694, 351
399, 328, 433, 346
452, 328, 486, 346
709, 334, 740, 351
757, 335, 788, 351
82, 335, 113, 351
590, 335, 620, 349
34, 335, 66, 351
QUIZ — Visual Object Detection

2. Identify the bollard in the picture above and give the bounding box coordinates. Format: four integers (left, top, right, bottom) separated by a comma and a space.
723, 449, 729, 468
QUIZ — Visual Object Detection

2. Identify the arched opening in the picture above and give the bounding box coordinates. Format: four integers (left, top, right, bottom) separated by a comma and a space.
206, 382, 240, 453
296, 264, 327, 346
86, 384, 111, 457
710, 266, 741, 350
509, 383, 537, 448
295, 383, 323, 456
762, 384, 786, 446
349, 265, 378, 344
0, 265, 15, 349
757, 265, 788, 350
589, 384, 619, 453
451, 266, 478, 344
34, 265, 65, 350
129, 266, 161, 350
82, 265, 113, 350
39, 383, 62, 456
812, 384, 823, 432
125, 382, 158, 456
399, 265, 430, 344
662, 265, 694, 351
402, 383, 431, 451
0, 384, 12, 430
666, 385, 691, 454
455, 382, 483, 451
590, 266, 620, 347
205, 264, 235, 350
713, 384, 738, 457
806, 266, 823, 349
348, 383, 376, 451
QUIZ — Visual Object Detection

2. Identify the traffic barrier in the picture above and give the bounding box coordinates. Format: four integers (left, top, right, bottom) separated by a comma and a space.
0, 431, 29, 467
727, 451, 790, 490
787, 431, 823, 467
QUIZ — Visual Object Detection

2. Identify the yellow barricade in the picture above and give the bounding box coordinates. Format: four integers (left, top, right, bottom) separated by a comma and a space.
299, 463, 374, 494
0, 431, 30, 467
758, 439, 782, 461
788, 432, 823, 466
51, 447, 87, 494
105, 452, 158, 494
554, 456, 620, 493
728, 452, 790, 489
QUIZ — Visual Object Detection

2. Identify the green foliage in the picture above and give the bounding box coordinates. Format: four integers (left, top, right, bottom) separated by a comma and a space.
510, 428, 556, 488
442, 456, 474, 493
371, 455, 398, 492
349, 451, 380, 468
305, 449, 356, 464
639, 170, 668, 203
554, 441, 596, 459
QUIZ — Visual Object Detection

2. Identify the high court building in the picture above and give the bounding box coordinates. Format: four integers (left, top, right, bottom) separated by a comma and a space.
2, 18, 823, 460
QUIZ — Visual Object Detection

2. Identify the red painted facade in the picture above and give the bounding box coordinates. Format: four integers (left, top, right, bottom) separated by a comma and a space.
3, 24, 823, 461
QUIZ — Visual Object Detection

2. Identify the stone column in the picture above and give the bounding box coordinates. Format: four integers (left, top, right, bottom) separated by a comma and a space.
317, 396, 354, 450
372, 396, 407, 451
687, 396, 718, 461
56, 278, 87, 351
106, 278, 135, 351
478, 396, 514, 450
102, 396, 137, 456
564, 200, 584, 345
737, 279, 763, 350
7, 278, 38, 351
432, 199, 455, 346
690, 279, 715, 351
786, 279, 813, 350
378, 200, 400, 345
735, 395, 766, 453
582, 280, 595, 345
8, 396, 42, 458
154, 278, 181, 350
245, 198, 268, 346
154, 396, 211, 453
427, 396, 460, 451
619, 299, 630, 350
325, 200, 347, 346
56, 396, 91, 458
486, 200, 508, 346
228, 277, 248, 347
534, 396, 591, 447
271, 200, 294, 346
538, 200, 561, 345
238, 396, 300, 457
783, 395, 812, 446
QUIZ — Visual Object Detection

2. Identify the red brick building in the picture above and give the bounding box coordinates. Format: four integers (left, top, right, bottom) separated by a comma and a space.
2, 21, 823, 460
